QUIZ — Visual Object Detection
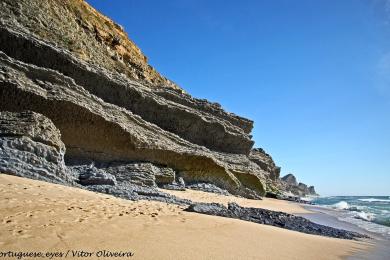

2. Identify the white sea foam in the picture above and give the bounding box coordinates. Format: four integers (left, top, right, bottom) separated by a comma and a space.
358, 198, 390, 202
300, 196, 315, 202
355, 211, 376, 221
331, 201, 350, 210
338, 213, 390, 239
313, 197, 390, 239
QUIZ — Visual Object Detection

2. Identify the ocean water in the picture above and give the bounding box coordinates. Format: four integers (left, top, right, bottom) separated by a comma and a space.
311, 196, 390, 239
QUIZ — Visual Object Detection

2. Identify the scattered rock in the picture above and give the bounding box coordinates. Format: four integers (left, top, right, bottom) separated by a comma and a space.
185, 202, 368, 240
161, 183, 186, 191
177, 177, 185, 187
72, 165, 117, 186
102, 163, 157, 188
155, 167, 176, 185
186, 183, 230, 196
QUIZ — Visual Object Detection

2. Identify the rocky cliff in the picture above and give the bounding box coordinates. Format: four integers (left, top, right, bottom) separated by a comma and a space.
0, 0, 181, 92
0, 0, 316, 200
280, 174, 318, 197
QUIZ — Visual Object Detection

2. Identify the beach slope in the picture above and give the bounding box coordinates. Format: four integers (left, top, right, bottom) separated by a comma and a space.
0, 174, 369, 260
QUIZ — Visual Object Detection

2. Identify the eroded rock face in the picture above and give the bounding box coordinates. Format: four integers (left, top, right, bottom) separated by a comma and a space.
281, 174, 298, 186
0, 111, 192, 205
72, 165, 117, 186
308, 186, 316, 195
0, 25, 253, 155
0, 50, 265, 198
0, 0, 181, 92
279, 174, 318, 197
249, 148, 281, 180
0, 111, 76, 185
101, 162, 171, 188
0, 0, 318, 199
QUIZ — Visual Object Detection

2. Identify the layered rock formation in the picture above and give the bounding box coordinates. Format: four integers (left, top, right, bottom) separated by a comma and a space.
249, 148, 281, 180
0, 111, 192, 204
250, 150, 318, 197
281, 174, 298, 186
280, 174, 318, 197
0, 0, 181, 91
0, 111, 76, 185
0, 0, 316, 201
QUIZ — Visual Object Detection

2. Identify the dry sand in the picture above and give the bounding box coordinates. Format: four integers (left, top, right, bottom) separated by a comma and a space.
0, 174, 371, 260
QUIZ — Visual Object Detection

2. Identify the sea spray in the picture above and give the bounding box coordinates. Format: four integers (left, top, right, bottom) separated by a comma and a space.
332, 201, 350, 210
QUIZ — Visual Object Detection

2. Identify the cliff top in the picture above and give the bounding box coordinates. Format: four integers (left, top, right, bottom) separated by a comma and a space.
0, 0, 183, 92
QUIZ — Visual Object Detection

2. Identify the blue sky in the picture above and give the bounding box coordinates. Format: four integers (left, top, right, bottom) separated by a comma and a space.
87, 0, 390, 196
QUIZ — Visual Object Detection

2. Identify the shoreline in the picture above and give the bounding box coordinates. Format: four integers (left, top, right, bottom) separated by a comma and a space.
297, 204, 390, 259
0, 174, 371, 260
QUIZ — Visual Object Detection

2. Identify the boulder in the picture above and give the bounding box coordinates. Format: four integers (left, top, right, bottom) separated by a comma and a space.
102, 163, 157, 188
0, 111, 76, 185
72, 165, 117, 186
155, 167, 176, 185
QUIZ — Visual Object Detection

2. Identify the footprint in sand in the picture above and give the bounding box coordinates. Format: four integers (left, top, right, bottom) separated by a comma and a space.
25, 211, 35, 218
3, 219, 13, 224
12, 229, 26, 236
74, 218, 85, 223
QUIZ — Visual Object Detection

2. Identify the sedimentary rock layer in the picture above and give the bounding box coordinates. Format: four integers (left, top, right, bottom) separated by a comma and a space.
0, 0, 181, 91
0, 111, 76, 185
0, 25, 253, 155
0, 111, 191, 204
249, 148, 281, 180
280, 173, 318, 196
0, 0, 318, 199
0, 51, 266, 198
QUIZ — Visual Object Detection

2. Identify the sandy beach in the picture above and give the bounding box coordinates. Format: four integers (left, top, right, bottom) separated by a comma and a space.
0, 174, 371, 260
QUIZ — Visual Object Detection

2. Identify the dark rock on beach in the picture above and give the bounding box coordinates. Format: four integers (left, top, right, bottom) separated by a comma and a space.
72, 165, 117, 186
186, 202, 368, 240
0, 111, 77, 185
186, 183, 231, 196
